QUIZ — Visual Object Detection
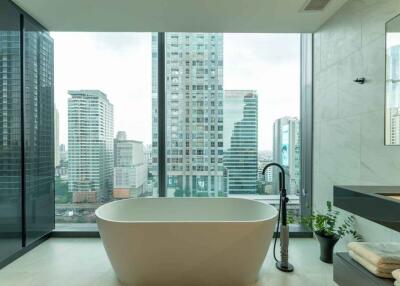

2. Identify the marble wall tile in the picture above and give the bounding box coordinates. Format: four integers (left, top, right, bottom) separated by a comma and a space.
319, 1, 362, 70
319, 117, 361, 180
360, 110, 400, 185
313, 0, 400, 241
314, 65, 339, 123
336, 37, 384, 118
361, 0, 400, 47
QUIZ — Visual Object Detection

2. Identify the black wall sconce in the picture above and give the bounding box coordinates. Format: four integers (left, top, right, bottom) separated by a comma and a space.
353, 77, 366, 84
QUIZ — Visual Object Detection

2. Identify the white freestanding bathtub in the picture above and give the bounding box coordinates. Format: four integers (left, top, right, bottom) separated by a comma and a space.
96, 198, 277, 286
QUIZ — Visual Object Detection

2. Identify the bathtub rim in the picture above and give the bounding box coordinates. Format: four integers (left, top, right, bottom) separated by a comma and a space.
95, 197, 278, 224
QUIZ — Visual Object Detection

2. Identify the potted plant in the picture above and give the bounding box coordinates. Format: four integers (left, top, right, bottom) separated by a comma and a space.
302, 201, 362, 263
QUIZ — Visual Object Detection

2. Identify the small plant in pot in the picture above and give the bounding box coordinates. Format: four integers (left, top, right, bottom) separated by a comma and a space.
302, 201, 362, 264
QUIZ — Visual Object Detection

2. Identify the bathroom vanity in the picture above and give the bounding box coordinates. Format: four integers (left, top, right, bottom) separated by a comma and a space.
333, 185, 400, 232
333, 185, 400, 286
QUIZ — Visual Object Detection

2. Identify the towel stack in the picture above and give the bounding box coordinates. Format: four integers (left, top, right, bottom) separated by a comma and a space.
347, 242, 400, 279
393, 269, 400, 286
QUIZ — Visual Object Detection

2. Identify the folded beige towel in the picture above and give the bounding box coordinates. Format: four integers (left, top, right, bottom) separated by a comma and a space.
348, 242, 400, 267
349, 250, 394, 278
393, 269, 400, 280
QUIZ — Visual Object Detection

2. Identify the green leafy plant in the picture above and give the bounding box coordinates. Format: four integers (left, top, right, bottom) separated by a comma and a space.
302, 201, 362, 240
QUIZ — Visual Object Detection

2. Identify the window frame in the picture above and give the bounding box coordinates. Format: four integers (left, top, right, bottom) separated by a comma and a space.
54, 32, 313, 236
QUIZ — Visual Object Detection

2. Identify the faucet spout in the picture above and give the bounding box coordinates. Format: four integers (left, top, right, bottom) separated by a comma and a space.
262, 162, 286, 190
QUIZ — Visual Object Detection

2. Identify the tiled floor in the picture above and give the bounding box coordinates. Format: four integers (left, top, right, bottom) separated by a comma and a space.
0, 238, 337, 286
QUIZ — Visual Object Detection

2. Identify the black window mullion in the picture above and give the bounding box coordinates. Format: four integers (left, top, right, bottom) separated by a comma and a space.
300, 33, 313, 219
157, 32, 166, 197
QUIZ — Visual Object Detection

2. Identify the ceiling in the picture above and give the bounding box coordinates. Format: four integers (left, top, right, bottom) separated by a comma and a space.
12, 0, 348, 33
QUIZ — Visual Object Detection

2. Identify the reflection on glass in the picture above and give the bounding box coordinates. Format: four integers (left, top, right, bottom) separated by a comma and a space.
24, 19, 55, 244
0, 0, 23, 261
386, 14, 400, 145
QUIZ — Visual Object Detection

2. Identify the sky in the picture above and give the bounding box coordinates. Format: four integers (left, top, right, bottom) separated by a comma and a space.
387, 33, 400, 49
52, 32, 300, 151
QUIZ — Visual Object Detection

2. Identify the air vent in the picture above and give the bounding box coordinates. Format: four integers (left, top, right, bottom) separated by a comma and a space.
302, 0, 331, 11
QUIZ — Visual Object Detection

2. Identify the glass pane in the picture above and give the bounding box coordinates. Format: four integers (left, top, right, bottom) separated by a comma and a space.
159, 33, 302, 219
154, 33, 225, 197
0, 0, 23, 260
24, 19, 55, 244
54, 33, 156, 225
385, 15, 400, 145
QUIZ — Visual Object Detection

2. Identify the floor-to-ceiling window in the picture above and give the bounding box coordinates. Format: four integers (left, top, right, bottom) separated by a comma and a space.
53, 33, 155, 225
154, 33, 311, 221
53, 32, 312, 227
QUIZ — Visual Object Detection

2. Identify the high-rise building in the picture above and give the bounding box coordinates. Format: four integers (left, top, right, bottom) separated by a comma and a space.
272, 117, 300, 195
60, 144, 67, 162
113, 131, 147, 199
68, 90, 114, 203
258, 159, 273, 183
386, 45, 400, 144
151, 33, 224, 197
54, 107, 60, 167
223, 90, 258, 194
387, 108, 400, 144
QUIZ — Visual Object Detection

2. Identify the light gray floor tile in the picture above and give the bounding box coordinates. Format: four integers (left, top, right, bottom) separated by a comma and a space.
0, 238, 333, 286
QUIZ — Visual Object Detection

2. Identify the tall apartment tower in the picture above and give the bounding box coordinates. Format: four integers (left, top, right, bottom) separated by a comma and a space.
54, 107, 60, 167
223, 90, 258, 194
68, 90, 114, 203
113, 131, 147, 199
272, 117, 300, 195
386, 45, 400, 144
151, 33, 224, 197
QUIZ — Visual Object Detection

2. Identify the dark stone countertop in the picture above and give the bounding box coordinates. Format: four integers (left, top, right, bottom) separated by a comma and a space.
333, 185, 400, 232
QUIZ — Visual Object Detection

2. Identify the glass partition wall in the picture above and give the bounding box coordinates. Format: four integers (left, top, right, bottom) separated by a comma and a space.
54, 32, 312, 228
0, 0, 54, 265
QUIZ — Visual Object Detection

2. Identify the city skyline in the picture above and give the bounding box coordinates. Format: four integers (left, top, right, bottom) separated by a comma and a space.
53, 32, 303, 221
52, 32, 300, 151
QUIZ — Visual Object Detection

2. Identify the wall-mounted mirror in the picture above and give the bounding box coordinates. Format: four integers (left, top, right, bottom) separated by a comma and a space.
385, 14, 400, 145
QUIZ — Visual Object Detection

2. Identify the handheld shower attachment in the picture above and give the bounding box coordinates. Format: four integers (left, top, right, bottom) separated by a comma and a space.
262, 163, 294, 272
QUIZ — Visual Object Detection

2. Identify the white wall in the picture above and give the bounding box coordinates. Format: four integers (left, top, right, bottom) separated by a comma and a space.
313, 0, 400, 247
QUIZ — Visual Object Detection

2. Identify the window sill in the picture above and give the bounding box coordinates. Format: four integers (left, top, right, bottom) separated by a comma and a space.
53, 223, 312, 238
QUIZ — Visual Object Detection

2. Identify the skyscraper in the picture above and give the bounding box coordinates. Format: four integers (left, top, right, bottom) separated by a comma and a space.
152, 33, 224, 197
223, 90, 258, 194
60, 144, 67, 162
113, 131, 147, 199
387, 108, 400, 144
54, 107, 60, 167
68, 90, 114, 203
272, 117, 300, 195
